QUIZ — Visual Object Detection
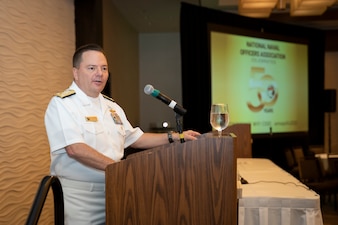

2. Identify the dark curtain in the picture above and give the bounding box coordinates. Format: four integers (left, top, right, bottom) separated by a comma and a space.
74, 0, 103, 48
180, 3, 211, 133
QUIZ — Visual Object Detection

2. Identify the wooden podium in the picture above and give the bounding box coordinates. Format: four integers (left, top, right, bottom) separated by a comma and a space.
106, 134, 237, 225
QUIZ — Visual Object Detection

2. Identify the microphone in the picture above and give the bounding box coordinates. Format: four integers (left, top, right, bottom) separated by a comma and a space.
144, 84, 187, 116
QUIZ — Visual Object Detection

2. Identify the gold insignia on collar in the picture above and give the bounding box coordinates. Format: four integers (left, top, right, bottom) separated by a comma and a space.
103, 94, 115, 102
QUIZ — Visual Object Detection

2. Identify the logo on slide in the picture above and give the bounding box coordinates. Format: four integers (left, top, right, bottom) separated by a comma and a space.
247, 67, 278, 112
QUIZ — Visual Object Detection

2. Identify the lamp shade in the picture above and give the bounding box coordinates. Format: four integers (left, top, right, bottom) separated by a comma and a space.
239, 0, 278, 9
290, 0, 336, 16
294, 0, 336, 7
235, 0, 336, 17
238, 0, 278, 17
238, 4, 273, 17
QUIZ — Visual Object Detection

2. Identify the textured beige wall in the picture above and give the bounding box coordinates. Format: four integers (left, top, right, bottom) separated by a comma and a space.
0, 0, 75, 224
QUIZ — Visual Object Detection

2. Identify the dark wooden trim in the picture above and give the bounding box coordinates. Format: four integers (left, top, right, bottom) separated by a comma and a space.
74, 0, 103, 48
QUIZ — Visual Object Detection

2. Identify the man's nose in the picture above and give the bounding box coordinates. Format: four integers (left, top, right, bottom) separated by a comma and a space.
96, 67, 104, 75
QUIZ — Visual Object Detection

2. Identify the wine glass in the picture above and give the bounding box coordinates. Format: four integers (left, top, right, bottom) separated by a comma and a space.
210, 103, 229, 137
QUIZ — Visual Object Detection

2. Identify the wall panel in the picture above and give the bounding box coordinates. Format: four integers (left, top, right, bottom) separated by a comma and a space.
0, 1, 75, 224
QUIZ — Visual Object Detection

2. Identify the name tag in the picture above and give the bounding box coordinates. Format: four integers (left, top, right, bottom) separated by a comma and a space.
85, 116, 98, 122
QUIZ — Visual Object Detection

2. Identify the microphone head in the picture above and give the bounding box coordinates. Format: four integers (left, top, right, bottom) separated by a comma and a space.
144, 84, 154, 95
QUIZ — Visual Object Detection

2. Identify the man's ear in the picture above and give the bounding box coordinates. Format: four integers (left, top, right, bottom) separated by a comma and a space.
73, 67, 78, 81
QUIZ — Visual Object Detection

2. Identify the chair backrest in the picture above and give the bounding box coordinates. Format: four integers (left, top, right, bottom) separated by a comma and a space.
25, 176, 64, 225
293, 147, 305, 163
284, 146, 304, 171
284, 147, 296, 168
298, 157, 322, 182
328, 158, 338, 177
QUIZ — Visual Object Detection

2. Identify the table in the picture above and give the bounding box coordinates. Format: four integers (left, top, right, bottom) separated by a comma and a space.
315, 153, 338, 175
237, 158, 323, 225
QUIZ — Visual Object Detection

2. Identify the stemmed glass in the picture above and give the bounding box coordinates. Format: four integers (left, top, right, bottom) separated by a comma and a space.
210, 103, 229, 137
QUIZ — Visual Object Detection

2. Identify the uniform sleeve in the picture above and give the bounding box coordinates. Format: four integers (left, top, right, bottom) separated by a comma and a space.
44, 97, 85, 154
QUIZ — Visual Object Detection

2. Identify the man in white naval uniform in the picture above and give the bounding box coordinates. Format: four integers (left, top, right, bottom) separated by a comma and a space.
44, 44, 200, 225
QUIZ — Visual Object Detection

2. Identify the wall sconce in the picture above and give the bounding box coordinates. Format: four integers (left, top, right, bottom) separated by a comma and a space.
230, 0, 336, 17
290, 0, 336, 16
238, 5, 274, 17
239, 0, 279, 9
238, 0, 278, 17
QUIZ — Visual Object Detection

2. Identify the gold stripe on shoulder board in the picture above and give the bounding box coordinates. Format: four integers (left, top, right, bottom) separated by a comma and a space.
55, 89, 76, 98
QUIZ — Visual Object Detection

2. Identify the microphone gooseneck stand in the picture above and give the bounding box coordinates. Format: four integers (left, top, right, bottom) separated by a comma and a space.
175, 113, 185, 143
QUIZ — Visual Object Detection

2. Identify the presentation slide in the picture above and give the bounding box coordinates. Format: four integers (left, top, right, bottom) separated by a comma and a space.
210, 31, 309, 134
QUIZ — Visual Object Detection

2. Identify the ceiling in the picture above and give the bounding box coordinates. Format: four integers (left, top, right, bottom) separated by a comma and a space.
111, 0, 338, 33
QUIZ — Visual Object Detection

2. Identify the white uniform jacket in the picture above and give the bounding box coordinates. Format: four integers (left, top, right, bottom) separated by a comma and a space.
44, 81, 143, 182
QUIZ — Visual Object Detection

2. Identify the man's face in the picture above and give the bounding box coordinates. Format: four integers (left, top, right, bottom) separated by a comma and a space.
73, 50, 109, 97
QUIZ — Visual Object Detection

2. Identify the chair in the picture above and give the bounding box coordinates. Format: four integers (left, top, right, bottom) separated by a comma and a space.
293, 147, 305, 163
284, 146, 304, 178
328, 158, 338, 178
298, 157, 338, 208
284, 147, 298, 177
25, 176, 64, 225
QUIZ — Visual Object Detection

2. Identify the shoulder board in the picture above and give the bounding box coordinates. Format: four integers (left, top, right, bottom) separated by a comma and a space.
55, 89, 76, 99
102, 94, 115, 102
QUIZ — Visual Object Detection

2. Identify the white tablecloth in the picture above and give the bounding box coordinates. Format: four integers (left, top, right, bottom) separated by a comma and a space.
237, 158, 323, 225
315, 153, 338, 175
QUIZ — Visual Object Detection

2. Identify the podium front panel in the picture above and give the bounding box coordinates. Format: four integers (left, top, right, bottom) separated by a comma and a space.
106, 136, 237, 225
